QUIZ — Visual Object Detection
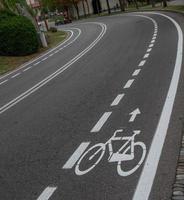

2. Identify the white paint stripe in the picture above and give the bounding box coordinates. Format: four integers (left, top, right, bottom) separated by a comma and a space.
63, 142, 90, 169
124, 79, 134, 89
37, 187, 57, 200
23, 66, 31, 72
138, 60, 146, 67
132, 69, 141, 76
133, 12, 183, 200
91, 112, 112, 132
49, 53, 54, 57
0, 79, 8, 85
0, 30, 75, 81
55, 50, 59, 53
0, 23, 106, 114
33, 61, 40, 66
144, 53, 150, 58
59, 48, 63, 50
42, 57, 48, 61
111, 94, 125, 106
153, 33, 157, 36
11, 73, 20, 78
151, 39, 155, 43
152, 36, 156, 39
147, 48, 152, 52
149, 44, 154, 47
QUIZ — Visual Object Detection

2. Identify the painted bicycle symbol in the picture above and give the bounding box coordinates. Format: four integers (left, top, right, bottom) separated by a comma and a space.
75, 129, 146, 176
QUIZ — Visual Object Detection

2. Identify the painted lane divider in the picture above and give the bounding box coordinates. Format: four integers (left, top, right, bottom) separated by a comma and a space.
23, 66, 32, 72
132, 69, 141, 76
34, 61, 41, 66
147, 48, 152, 52
129, 108, 141, 122
144, 53, 150, 58
11, 73, 21, 78
0, 79, 8, 86
0, 23, 106, 114
63, 142, 90, 169
37, 187, 57, 200
149, 44, 154, 48
151, 39, 155, 43
124, 79, 134, 89
91, 112, 112, 133
111, 94, 125, 106
138, 60, 146, 67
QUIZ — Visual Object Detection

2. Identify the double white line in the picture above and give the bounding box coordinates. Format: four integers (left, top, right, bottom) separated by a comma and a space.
0, 22, 107, 115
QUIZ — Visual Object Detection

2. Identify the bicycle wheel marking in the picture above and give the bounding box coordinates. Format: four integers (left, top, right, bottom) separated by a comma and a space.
63, 142, 90, 169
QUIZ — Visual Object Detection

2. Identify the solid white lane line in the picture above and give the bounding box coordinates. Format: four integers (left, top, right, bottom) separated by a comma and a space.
149, 44, 154, 47
0, 23, 106, 114
11, 73, 21, 78
111, 94, 125, 106
55, 50, 59, 53
124, 79, 134, 89
144, 53, 150, 58
49, 53, 54, 57
132, 69, 141, 76
151, 39, 155, 43
0, 79, 8, 85
147, 48, 152, 52
23, 66, 31, 72
37, 187, 57, 200
138, 60, 146, 67
91, 112, 112, 133
133, 12, 183, 200
63, 142, 90, 169
33, 61, 41, 66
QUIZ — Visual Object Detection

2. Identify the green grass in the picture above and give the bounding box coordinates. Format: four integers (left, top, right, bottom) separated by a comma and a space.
0, 30, 67, 75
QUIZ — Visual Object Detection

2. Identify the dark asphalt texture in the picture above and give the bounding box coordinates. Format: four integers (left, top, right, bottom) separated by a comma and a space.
0, 11, 184, 200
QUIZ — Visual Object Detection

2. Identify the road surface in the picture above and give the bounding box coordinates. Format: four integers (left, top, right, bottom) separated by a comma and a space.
0, 11, 184, 200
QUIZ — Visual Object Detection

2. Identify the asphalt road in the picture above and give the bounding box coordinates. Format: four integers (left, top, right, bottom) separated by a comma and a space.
0, 11, 184, 200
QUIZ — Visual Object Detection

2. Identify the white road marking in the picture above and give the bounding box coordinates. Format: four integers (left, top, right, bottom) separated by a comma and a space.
11, 73, 21, 78
59, 48, 63, 50
151, 39, 155, 43
138, 60, 146, 67
49, 53, 54, 57
132, 69, 141, 76
153, 33, 157, 36
37, 187, 57, 200
144, 53, 150, 58
124, 79, 134, 89
42, 57, 48, 61
152, 36, 156, 39
33, 61, 41, 66
63, 142, 90, 169
55, 50, 59, 53
23, 67, 31, 72
91, 112, 112, 132
111, 94, 125, 106
133, 12, 183, 200
129, 108, 141, 122
0, 79, 8, 85
147, 48, 152, 52
0, 23, 106, 114
149, 44, 154, 47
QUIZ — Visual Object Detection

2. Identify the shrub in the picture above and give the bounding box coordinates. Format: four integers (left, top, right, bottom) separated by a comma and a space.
0, 13, 39, 56
49, 27, 57, 32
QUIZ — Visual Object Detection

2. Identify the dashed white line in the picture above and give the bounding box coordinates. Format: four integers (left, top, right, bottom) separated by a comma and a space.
0, 79, 8, 85
63, 142, 90, 169
144, 53, 150, 58
153, 33, 157, 36
111, 94, 125, 106
147, 48, 152, 52
37, 187, 57, 200
23, 66, 31, 72
152, 36, 156, 39
49, 53, 54, 57
132, 69, 141, 76
151, 39, 155, 43
149, 44, 154, 48
42, 57, 48, 61
55, 50, 59, 53
91, 112, 112, 133
138, 60, 146, 67
59, 48, 63, 50
124, 79, 134, 89
33, 61, 41, 66
11, 73, 21, 78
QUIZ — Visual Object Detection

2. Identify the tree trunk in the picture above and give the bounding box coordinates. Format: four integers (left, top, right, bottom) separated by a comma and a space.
82, 0, 87, 17
134, 0, 139, 9
119, 0, 125, 11
85, 0, 90, 15
163, 0, 167, 7
105, 0, 111, 14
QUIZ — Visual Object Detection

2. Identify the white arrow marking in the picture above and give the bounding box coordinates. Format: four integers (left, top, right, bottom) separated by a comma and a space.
129, 108, 141, 122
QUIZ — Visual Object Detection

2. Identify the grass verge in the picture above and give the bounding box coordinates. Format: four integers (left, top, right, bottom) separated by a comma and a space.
0, 30, 67, 75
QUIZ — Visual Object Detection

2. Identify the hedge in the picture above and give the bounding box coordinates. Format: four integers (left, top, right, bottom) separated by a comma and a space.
0, 12, 39, 56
